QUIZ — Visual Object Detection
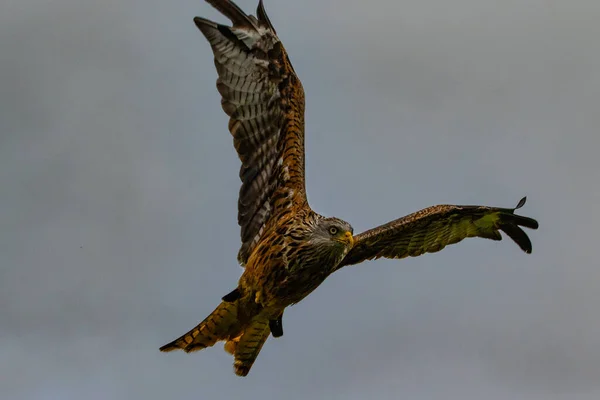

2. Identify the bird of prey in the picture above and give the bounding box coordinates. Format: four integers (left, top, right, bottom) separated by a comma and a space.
160, 0, 539, 377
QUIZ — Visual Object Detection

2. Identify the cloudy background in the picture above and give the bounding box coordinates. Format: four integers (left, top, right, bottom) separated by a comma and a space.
1, 0, 599, 398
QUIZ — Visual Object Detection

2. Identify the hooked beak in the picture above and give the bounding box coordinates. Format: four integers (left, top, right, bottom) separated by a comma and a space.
344, 231, 354, 247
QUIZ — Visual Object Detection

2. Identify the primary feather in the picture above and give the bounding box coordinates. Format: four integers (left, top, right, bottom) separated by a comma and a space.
194, 2, 307, 266
338, 197, 538, 268
160, 1, 539, 378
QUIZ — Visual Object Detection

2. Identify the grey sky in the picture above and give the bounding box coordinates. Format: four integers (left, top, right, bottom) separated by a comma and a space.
1, 0, 599, 399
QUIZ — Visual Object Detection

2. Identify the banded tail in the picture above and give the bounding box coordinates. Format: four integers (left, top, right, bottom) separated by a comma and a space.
160, 297, 272, 376
230, 317, 271, 376
160, 300, 239, 353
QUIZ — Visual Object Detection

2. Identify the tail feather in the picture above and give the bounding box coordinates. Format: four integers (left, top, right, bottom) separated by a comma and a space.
160, 301, 239, 353
224, 334, 242, 355
160, 295, 274, 377
233, 317, 270, 376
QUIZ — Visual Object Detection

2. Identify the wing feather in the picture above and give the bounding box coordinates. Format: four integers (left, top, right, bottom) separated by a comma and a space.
338, 197, 539, 268
194, 1, 307, 266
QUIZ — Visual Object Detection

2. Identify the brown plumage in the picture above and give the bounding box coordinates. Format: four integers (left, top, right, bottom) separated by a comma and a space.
192, 0, 307, 267
160, 0, 539, 377
337, 197, 538, 268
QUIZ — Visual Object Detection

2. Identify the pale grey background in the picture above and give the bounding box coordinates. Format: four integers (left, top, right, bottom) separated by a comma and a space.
1, 1, 599, 399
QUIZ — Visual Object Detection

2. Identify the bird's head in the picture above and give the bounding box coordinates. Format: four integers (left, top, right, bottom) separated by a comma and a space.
311, 216, 354, 249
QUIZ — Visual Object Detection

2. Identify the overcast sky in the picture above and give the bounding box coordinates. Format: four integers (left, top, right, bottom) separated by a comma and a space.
2, 0, 599, 399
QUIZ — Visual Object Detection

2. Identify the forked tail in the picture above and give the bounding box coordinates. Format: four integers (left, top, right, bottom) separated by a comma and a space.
160, 300, 239, 353
160, 297, 272, 376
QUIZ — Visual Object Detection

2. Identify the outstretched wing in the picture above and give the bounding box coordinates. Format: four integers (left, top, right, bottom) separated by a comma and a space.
338, 197, 539, 268
194, 0, 307, 266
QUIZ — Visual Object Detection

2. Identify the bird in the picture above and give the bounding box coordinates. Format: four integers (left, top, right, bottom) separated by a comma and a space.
159, 0, 539, 377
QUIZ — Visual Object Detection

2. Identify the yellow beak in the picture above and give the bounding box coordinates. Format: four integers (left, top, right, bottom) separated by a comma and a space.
345, 231, 354, 247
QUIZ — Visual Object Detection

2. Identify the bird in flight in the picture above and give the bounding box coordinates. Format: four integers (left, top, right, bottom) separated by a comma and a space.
160, 0, 539, 377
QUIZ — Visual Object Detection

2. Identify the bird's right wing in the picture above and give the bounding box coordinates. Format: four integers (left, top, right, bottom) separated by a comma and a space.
337, 197, 539, 269
194, 0, 307, 266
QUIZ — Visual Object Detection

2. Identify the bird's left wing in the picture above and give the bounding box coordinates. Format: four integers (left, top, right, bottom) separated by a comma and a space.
194, 1, 307, 266
337, 197, 539, 269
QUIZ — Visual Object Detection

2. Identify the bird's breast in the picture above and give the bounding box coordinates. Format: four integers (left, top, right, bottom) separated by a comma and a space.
242, 242, 337, 307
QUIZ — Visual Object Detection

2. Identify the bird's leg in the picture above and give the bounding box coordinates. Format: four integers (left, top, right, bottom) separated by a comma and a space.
269, 314, 283, 338
254, 291, 283, 337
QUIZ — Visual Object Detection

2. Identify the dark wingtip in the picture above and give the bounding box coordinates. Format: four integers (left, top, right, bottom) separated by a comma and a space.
505, 196, 538, 230
501, 224, 533, 254
515, 196, 527, 210
505, 213, 539, 230
193, 16, 221, 41
193, 16, 214, 29
205, 0, 257, 30
257, 0, 276, 33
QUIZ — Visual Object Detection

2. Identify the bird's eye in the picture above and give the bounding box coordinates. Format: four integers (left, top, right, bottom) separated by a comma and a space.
328, 226, 338, 235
